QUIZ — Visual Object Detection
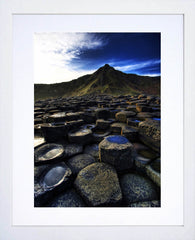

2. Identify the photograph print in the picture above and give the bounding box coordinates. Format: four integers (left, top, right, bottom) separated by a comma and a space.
34, 32, 161, 207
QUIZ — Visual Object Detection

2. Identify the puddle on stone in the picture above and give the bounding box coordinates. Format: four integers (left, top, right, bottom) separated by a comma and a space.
132, 119, 140, 123
107, 135, 129, 144
39, 148, 63, 161
152, 118, 161, 121
51, 112, 66, 118
43, 166, 66, 187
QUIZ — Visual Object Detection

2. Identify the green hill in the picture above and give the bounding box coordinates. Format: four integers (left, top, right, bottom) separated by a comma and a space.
34, 64, 160, 101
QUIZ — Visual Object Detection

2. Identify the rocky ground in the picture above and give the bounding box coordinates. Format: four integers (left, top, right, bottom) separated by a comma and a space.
34, 94, 161, 207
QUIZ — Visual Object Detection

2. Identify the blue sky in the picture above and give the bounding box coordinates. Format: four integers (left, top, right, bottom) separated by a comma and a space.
34, 32, 160, 84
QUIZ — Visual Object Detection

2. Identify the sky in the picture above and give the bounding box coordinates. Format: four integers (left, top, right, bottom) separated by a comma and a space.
34, 32, 160, 84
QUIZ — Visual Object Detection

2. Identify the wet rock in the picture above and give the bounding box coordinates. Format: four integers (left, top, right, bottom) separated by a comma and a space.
115, 111, 136, 123
138, 120, 160, 152
34, 118, 43, 125
34, 143, 65, 166
68, 128, 93, 145
134, 155, 152, 174
120, 173, 158, 204
127, 118, 141, 127
136, 104, 152, 113
34, 162, 72, 207
34, 136, 45, 149
48, 112, 66, 123
82, 112, 96, 123
34, 124, 43, 136
84, 144, 100, 161
129, 200, 160, 207
99, 135, 134, 172
126, 105, 137, 112
137, 112, 154, 120
63, 144, 83, 158
66, 154, 96, 175
92, 128, 111, 143
82, 123, 96, 130
41, 122, 68, 142
146, 158, 161, 187
121, 126, 138, 142
95, 108, 110, 119
110, 122, 126, 134
96, 119, 111, 130
74, 162, 122, 206
48, 189, 86, 207
66, 119, 84, 130
66, 112, 85, 121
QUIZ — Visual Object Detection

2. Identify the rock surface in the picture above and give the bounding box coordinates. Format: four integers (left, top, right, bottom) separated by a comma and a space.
74, 162, 122, 206
66, 154, 96, 175
48, 189, 86, 207
138, 120, 160, 152
120, 173, 158, 204
99, 135, 134, 172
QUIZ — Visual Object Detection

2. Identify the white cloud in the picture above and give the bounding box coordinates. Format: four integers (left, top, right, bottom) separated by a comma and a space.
34, 33, 105, 84
114, 59, 160, 73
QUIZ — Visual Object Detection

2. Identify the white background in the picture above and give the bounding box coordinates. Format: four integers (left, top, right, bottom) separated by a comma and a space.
1, 0, 195, 239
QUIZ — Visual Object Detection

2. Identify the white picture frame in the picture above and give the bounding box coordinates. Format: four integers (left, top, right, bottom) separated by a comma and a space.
1, 0, 195, 239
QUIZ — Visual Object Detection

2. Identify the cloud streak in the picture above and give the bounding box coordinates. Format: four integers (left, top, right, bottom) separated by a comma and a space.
113, 60, 160, 73
34, 33, 107, 83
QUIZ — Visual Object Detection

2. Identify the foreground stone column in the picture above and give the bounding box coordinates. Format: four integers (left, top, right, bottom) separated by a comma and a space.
74, 162, 122, 207
99, 135, 134, 172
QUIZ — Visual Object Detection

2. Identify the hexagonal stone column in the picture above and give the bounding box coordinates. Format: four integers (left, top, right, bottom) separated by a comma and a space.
146, 158, 161, 187
74, 162, 122, 206
68, 128, 93, 145
99, 135, 134, 172
138, 120, 160, 152
34, 162, 73, 207
34, 143, 65, 166
120, 173, 159, 206
66, 154, 96, 175
115, 111, 136, 123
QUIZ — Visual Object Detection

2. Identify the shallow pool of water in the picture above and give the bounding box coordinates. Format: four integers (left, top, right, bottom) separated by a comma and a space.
107, 135, 129, 144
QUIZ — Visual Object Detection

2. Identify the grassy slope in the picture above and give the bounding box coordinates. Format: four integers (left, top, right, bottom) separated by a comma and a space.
34, 66, 160, 101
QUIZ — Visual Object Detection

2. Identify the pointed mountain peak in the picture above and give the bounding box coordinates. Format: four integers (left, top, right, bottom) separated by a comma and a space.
95, 64, 114, 74
102, 64, 113, 69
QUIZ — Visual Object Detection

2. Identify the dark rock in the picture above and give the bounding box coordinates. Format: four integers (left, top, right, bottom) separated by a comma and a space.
63, 144, 83, 158
66, 154, 96, 175
92, 128, 111, 143
96, 119, 111, 130
34, 136, 45, 149
121, 126, 138, 142
129, 200, 160, 207
34, 162, 72, 207
48, 112, 66, 123
146, 158, 161, 187
127, 118, 141, 127
120, 173, 158, 204
48, 189, 86, 207
34, 143, 65, 166
137, 112, 154, 120
110, 122, 126, 134
99, 135, 134, 172
138, 120, 160, 152
41, 122, 68, 142
115, 111, 136, 123
95, 108, 111, 119
84, 144, 100, 161
74, 162, 122, 206
68, 128, 93, 145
